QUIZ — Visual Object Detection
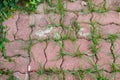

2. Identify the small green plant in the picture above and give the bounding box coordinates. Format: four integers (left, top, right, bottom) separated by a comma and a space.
0, 25, 9, 59
56, 0, 65, 18
116, 7, 120, 12
87, 0, 108, 13
37, 64, 44, 75
0, 69, 18, 80
90, 22, 101, 57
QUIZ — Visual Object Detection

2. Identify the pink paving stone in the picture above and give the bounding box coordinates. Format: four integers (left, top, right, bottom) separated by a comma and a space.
64, 0, 82, 11
114, 73, 120, 80
36, 4, 45, 13
97, 40, 113, 71
63, 12, 77, 26
114, 40, 120, 65
77, 23, 91, 39
62, 55, 92, 70
65, 73, 76, 80
76, 39, 91, 54
5, 40, 28, 57
101, 24, 120, 38
92, 0, 104, 5
30, 72, 48, 80
13, 72, 26, 80
83, 73, 95, 80
92, 11, 120, 25
77, 13, 92, 23
30, 42, 46, 71
0, 57, 29, 73
63, 40, 75, 53
34, 14, 50, 27
48, 13, 61, 25
2, 13, 18, 41
63, 39, 91, 56
16, 13, 31, 40
45, 41, 62, 69
31, 26, 62, 40
106, 0, 120, 10
62, 39, 92, 70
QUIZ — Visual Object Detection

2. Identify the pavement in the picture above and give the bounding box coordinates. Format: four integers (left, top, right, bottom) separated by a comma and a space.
1, 0, 120, 80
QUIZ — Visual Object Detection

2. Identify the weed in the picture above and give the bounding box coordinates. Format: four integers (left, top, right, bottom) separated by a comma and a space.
87, 0, 108, 13
73, 21, 81, 36
56, 0, 65, 18
116, 7, 120, 12
90, 22, 101, 56
0, 69, 18, 80
111, 63, 120, 72
37, 64, 44, 75
107, 34, 118, 42
0, 25, 9, 59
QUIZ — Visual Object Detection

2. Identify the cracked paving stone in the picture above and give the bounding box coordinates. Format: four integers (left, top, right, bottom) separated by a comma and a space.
16, 13, 31, 40
63, 12, 77, 26
0, 57, 29, 73
92, 11, 120, 25
30, 42, 46, 72
77, 23, 91, 39
45, 41, 62, 69
5, 40, 28, 57
101, 24, 120, 38
77, 13, 92, 23
97, 40, 113, 71
62, 40, 92, 70
64, 0, 82, 11
2, 13, 18, 41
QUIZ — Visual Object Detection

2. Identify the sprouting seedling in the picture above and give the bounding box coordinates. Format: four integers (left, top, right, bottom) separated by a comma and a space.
36, 64, 44, 75
56, 0, 65, 18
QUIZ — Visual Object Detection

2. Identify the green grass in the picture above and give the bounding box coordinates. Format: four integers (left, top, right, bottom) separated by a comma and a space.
116, 7, 120, 12
87, 0, 108, 13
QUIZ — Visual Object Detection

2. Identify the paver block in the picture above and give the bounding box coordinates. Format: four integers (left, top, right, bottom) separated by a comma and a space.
16, 13, 31, 40
101, 24, 120, 38
0, 57, 29, 73
64, 0, 82, 11
92, 11, 120, 25
97, 40, 112, 71
77, 13, 92, 23
30, 42, 46, 71
77, 23, 91, 39
63, 12, 77, 26
2, 13, 18, 41
5, 40, 28, 57
45, 41, 62, 69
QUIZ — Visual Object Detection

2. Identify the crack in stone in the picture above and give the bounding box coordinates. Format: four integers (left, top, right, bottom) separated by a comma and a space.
43, 40, 48, 70
14, 13, 20, 41
110, 41, 116, 63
